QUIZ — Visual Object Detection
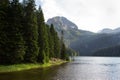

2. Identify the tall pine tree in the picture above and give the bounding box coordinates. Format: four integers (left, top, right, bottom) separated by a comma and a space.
0, 0, 25, 64
47, 24, 54, 58
50, 24, 60, 58
60, 30, 68, 60
0, 0, 10, 64
36, 6, 49, 63
23, 0, 39, 63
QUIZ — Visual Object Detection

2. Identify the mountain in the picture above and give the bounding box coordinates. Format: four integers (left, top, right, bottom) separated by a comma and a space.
47, 16, 120, 56
47, 16, 94, 46
99, 28, 120, 34
70, 33, 120, 56
99, 28, 113, 33
47, 16, 78, 30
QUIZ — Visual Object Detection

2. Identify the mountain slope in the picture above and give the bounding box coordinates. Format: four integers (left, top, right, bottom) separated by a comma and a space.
47, 16, 94, 46
70, 33, 120, 56
93, 45, 120, 56
47, 16, 120, 56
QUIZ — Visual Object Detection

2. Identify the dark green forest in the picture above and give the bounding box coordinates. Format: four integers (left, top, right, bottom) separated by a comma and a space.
93, 45, 120, 57
0, 0, 68, 65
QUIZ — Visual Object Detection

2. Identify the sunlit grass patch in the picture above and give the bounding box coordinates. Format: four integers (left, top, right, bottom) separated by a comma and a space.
0, 59, 67, 73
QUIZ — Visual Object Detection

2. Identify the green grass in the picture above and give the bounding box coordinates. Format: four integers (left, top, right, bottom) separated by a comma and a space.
0, 59, 67, 73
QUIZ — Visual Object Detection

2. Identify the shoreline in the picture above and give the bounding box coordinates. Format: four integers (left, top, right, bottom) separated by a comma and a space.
0, 59, 67, 73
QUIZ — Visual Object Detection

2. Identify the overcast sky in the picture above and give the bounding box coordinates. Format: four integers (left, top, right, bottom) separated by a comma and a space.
36, 0, 120, 32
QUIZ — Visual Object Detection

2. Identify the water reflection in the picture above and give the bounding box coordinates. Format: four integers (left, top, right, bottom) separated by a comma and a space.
54, 57, 120, 80
1, 57, 120, 80
0, 66, 59, 80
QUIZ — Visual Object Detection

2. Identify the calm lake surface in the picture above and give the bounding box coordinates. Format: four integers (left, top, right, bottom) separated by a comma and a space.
0, 57, 120, 80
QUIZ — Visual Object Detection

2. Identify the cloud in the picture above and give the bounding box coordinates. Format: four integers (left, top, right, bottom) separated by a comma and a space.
40, 0, 66, 20
38, 0, 120, 32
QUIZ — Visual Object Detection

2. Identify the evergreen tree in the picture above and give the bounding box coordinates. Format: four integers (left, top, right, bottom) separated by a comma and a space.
47, 24, 54, 58
36, 6, 49, 63
23, 0, 39, 63
60, 43, 68, 60
0, 0, 25, 64
0, 0, 9, 22
0, 0, 10, 64
54, 29, 61, 58
50, 24, 60, 58
60, 30, 68, 60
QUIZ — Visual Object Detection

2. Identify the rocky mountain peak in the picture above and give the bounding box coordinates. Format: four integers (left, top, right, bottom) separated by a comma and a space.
47, 16, 78, 30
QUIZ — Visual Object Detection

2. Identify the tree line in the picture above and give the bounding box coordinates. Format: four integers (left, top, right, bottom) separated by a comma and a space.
0, 0, 68, 65
93, 45, 120, 57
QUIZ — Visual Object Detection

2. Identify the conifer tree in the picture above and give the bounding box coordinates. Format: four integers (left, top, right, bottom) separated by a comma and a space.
36, 6, 49, 63
50, 24, 60, 58
60, 43, 67, 60
49, 24, 55, 58
0, 0, 10, 64
23, 0, 39, 63
54, 29, 61, 58
60, 30, 68, 60
47, 25, 54, 58
0, 0, 26, 64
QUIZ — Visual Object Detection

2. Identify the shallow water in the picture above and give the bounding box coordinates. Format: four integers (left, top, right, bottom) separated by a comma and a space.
0, 57, 120, 80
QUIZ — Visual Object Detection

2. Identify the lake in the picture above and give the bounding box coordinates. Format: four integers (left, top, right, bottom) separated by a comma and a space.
0, 57, 120, 80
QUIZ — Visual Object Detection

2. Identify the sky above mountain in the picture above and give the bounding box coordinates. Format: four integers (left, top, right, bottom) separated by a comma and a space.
36, 0, 120, 32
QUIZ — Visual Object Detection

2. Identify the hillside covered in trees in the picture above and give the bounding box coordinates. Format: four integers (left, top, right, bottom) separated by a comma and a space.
93, 45, 120, 57
0, 0, 69, 65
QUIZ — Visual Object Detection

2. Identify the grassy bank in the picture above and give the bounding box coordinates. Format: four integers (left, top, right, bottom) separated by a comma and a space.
0, 58, 67, 73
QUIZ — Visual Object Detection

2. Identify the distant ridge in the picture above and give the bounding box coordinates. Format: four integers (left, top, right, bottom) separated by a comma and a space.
99, 27, 120, 34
